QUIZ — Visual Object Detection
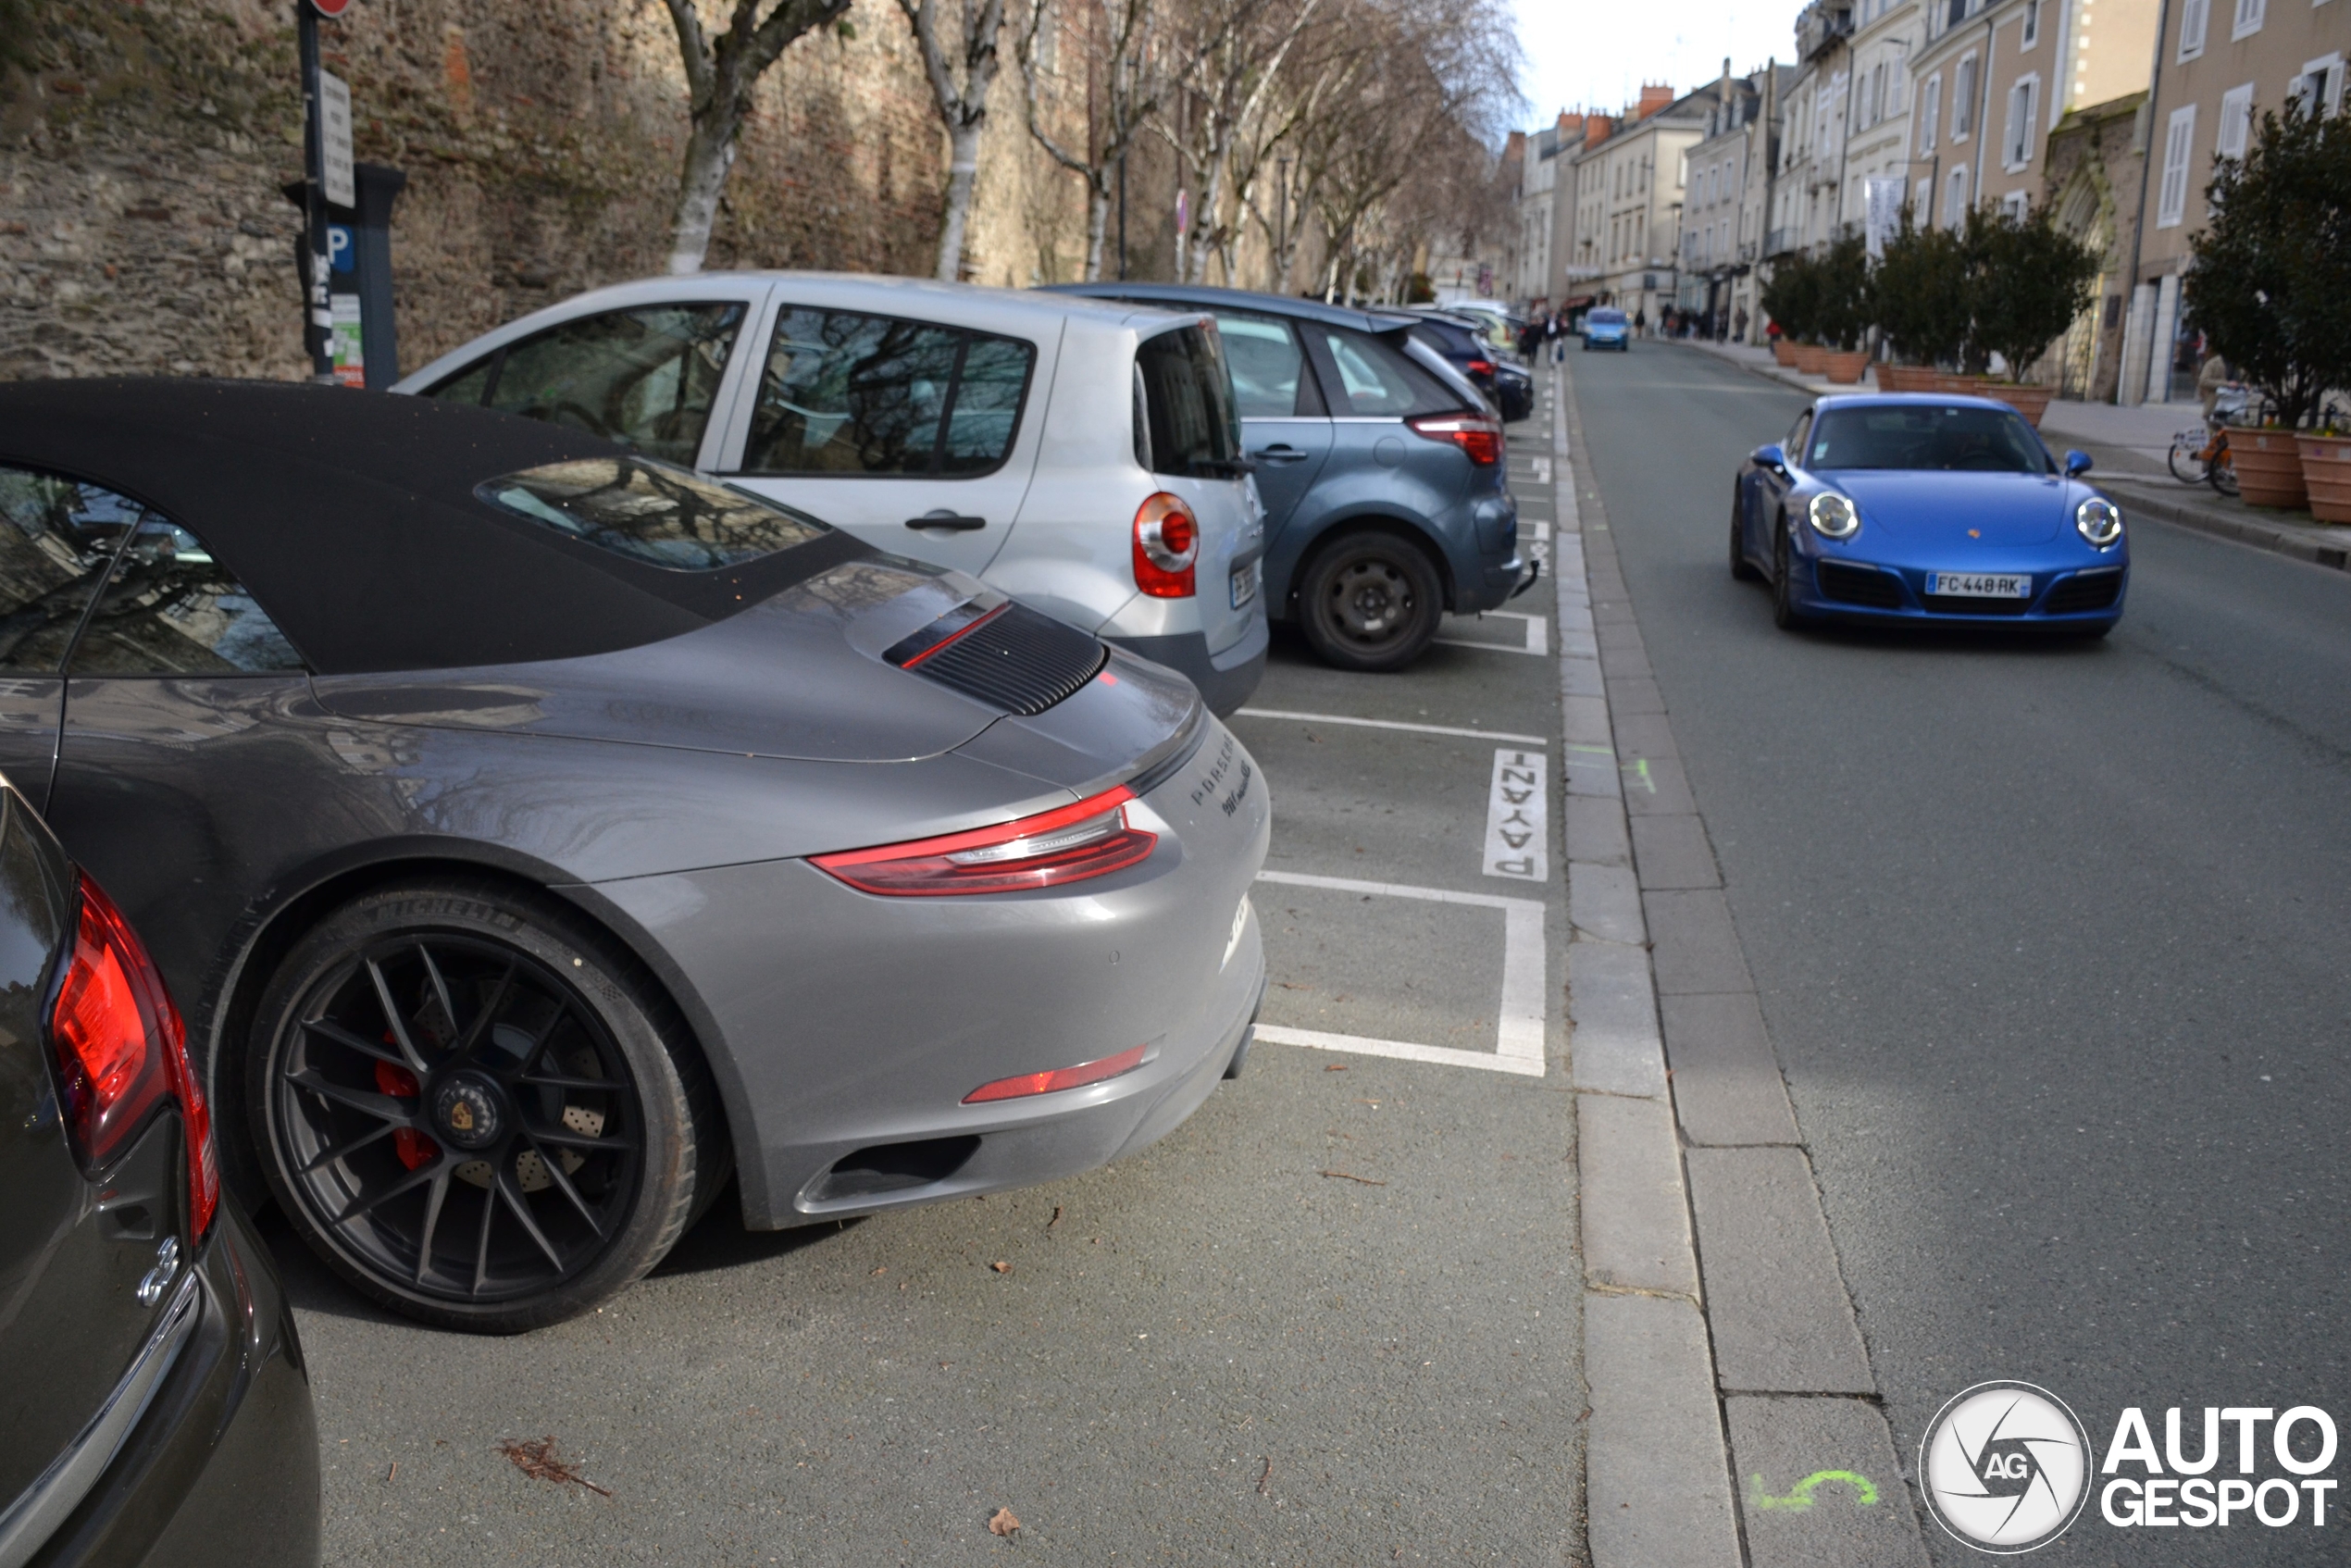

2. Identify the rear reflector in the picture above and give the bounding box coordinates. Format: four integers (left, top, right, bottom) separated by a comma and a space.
964, 1041, 1149, 1103
1408, 412, 1503, 466
812, 784, 1155, 896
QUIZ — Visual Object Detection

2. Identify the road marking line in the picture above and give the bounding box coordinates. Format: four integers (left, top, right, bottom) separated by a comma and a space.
1254, 870, 1546, 1072
1484, 747, 1548, 882
1233, 709, 1548, 745
1530, 456, 1553, 483
1521, 520, 1552, 541
1435, 610, 1549, 656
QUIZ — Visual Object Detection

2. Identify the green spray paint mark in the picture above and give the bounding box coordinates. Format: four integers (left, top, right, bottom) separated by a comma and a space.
1621, 757, 1655, 794
1750, 1470, 1880, 1512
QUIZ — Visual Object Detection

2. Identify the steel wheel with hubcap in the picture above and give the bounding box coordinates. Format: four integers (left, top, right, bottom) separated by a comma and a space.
250, 882, 719, 1333
1298, 531, 1443, 672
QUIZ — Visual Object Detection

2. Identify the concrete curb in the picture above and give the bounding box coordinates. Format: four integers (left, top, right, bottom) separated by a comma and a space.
1555, 359, 1936, 1568
1672, 341, 2351, 576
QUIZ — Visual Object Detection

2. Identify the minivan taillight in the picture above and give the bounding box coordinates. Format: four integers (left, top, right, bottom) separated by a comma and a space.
50, 873, 217, 1238
1133, 492, 1199, 598
1408, 412, 1503, 467
1467, 358, 1497, 378
813, 785, 1157, 896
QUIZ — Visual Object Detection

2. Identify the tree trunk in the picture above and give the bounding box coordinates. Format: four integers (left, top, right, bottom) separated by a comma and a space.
1083, 184, 1112, 280
935, 121, 985, 280
668, 115, 741, 275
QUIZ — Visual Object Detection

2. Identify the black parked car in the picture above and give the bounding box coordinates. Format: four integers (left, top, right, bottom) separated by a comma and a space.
0, 781, 318, 1567
1404, 311, 1534, 423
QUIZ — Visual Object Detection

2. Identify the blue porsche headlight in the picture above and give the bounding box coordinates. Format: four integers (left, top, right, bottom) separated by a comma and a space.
2076, 496, 2123, 548
1807, 492, 1860, 540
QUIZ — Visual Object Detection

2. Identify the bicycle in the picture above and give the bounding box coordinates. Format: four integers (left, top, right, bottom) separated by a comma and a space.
2169, 383, 2253, 496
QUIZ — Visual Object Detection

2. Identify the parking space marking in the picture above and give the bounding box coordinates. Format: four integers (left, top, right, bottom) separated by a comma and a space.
1233, 709, 1548, 745
1521, 520, 1552, 541
1528, 457, 1553, 484
1434, 610, 1550, 656
1484, 748, 1548, 882
1253, 869, 1547, 1076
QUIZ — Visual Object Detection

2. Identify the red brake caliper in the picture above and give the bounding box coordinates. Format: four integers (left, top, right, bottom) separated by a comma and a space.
374, 1056, 441, 1170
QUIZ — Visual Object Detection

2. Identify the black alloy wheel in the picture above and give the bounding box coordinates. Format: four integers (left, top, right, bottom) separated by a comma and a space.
1298, 530, 1443, 672
251, 882, 719, 1333
1729, 492, 1761, 580
1772, 521, 1808, 630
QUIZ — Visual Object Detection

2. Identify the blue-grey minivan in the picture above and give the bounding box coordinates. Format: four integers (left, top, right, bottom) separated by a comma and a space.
1048, 284, 1535, 671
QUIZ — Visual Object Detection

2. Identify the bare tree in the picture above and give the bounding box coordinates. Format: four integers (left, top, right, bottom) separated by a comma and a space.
662, 0, 855, 274
1016, 0, 1162, 280
897, 0, 1008, 281
1151, 0, 1322, 284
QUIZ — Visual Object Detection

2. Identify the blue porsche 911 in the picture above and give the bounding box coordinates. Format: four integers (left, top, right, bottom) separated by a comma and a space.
1733, 394, 2127, 635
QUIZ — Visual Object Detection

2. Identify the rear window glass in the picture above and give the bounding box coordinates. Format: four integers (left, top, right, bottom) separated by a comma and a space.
1213, 312, 1309, 418
478, 457, 832, 572
1314, 328, 1458, 417
1808, 406, 2050, 474
1588, 309, 1626, 326
1134, 324, 1243, 478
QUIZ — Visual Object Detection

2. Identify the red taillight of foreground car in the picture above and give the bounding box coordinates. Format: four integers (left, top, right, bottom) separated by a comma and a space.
1407, 412, 1503, 467
1467, 358, 1497, 379
963, 1041, 1150, 1104
50, 873, 218, 1237
1133, 492, 1199, 598
812, 785, 1157, 896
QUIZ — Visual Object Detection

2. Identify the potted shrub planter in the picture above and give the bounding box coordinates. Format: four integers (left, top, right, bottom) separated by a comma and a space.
1984, 382, 2056, 428
2231, 428, 2309, 509
1822, 349, 1870, 383
2297, 431, 2351, 524
1773, 338, 1800, 367
1791, 342, 1831, 375
1874, 364, 1939, 392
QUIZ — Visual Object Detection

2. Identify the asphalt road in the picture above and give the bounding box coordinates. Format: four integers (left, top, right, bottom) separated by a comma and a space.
284, 429, 1584, 1565
1570, 342, 2351, 1563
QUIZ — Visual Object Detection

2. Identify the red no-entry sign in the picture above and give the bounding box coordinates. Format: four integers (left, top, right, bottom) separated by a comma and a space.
308, 0, 352, 16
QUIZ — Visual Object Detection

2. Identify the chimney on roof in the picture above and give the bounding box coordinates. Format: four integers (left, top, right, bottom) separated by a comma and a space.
1585, 112, 1616, 144
1635, 82, 1674, 121
1557, 108, 1586, 140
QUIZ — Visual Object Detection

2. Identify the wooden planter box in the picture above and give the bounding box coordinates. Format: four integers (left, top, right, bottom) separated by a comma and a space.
1822, 350, 1871, 384
1791, 342, 1830, 375
1873, 364, 1940, 392
2298, 432, 2351, 524
1984, 383, 2055, 428
2232, 429, 2309, 510
1773, 338, 1799, 367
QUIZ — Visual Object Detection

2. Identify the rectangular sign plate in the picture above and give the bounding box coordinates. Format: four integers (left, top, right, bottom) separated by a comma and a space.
1926, 571, 2031, 599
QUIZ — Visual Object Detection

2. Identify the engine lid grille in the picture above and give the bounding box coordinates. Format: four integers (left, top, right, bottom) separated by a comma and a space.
885, 599, 1109, 716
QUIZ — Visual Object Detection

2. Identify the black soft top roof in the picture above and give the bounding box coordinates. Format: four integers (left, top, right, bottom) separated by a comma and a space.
0, 379, 867, 673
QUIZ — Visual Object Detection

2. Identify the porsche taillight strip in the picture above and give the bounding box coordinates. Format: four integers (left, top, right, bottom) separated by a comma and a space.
811, 784, 1156, 896
964, 1041, 1150, 1103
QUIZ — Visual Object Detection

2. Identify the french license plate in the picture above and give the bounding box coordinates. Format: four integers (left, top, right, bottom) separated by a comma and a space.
1926, 571, 2032, 599
1230, 560, 1260, 610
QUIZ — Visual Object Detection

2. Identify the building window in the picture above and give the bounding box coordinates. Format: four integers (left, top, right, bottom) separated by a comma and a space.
2178, 0, 2208, 59
2002, 190, 2030, 218
2004, 76, 2040, 168
1946, 165, 1970, 226
2294, 56, 2345, 118
2230, 0, 2264, 40
2022, 0, 2040, 45
1954, 55, 1978, 138
2157, 104, 2197, 228
1921, 74, 1943, 150
2217, 82, 2255, 156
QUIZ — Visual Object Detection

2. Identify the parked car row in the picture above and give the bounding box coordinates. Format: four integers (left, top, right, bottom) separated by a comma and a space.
0, 273, 1537, 1564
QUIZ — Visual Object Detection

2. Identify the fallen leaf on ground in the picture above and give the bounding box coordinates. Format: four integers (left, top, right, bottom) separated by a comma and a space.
1318, 1170, 1387, 1186
989, 1260, 1013, 1274
1323, 1063, 1348, 1071
872, 1265, 887, 1275
1048, 1204, 1063, 1228
988, 1506, 1022, 1536
496, 1437, 611, 1497
1257, 1456, 1273, 1495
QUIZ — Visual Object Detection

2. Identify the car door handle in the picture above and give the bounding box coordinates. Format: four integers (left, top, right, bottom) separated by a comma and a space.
1252, 445, 1308, 464
905, 512, 987, 531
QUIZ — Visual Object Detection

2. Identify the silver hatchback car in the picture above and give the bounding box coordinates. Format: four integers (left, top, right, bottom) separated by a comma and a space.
395, 275, 1269, 712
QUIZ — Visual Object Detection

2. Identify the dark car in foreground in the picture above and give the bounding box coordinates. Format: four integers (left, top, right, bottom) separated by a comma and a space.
1404, 310, 1534, 423
1734, 394, 2127, 634
0, 380, 1268, 1333
1045, 283, 1533, 671
0, 781, 317, 1567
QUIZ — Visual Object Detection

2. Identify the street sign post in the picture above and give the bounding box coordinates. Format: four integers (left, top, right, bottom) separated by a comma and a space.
318, 71, 355, 209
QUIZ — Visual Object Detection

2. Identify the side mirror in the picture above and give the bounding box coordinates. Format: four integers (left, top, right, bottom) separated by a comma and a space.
1752, 443, 1787, 471
2064, 450, 2094, 477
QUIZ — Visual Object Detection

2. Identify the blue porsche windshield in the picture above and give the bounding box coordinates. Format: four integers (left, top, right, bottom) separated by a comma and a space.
1807, 405, 2050, 474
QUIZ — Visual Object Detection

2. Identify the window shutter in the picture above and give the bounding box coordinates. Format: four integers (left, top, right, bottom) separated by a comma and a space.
2179, 0, 2208, 57
2157, 106, 2196, 228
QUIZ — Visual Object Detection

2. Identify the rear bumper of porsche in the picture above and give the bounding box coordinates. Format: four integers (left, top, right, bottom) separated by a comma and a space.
591, 720, 1274, 1230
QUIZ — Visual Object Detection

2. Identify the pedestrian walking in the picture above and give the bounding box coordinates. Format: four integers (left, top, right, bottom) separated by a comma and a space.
1633, 307, 1647, 339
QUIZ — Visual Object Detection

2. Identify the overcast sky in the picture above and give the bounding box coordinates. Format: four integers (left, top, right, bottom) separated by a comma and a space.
1509, 0, 1799, 128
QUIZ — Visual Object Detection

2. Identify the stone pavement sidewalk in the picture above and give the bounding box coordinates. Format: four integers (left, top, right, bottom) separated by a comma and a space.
1675, 338, 2351, 575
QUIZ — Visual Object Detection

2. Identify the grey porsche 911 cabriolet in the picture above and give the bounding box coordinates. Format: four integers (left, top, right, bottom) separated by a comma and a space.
0, 379, 1269, 1333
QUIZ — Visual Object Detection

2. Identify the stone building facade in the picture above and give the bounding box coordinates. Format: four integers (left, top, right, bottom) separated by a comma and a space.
0, 0, 1137, 383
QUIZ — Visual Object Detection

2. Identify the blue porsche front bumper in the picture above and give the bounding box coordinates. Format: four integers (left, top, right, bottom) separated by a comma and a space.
1789, 550, 2128, 626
